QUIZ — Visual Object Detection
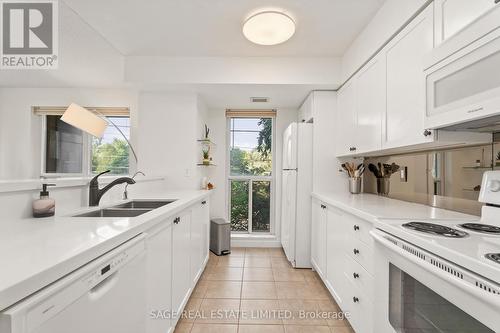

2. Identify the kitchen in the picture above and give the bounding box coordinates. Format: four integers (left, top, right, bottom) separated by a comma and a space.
1, 0, 500, 332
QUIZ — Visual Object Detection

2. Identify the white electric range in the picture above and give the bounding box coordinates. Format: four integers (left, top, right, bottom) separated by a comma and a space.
371, 171, 500, 333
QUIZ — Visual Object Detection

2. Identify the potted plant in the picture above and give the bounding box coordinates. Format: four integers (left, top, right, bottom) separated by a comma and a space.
202, 146, 211, 165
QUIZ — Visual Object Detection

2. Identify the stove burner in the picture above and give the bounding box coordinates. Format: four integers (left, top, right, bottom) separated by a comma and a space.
485, 253, 500, 264
459, 223, 500, 234
402, 222, 468, 238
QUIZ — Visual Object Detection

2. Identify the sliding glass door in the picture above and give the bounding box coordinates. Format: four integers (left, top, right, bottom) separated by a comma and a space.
228, 117, 274, 234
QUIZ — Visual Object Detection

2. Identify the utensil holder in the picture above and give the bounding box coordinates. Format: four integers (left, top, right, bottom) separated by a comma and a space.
349, 178, 362, 194
377, 178, 390, 196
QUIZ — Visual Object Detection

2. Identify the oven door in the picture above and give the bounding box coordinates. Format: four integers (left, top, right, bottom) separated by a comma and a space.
371, 230, 500, 333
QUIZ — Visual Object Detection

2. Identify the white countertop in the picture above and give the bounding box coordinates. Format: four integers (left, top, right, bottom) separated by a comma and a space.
312, 192, 478, 223
0, 190, 211, 311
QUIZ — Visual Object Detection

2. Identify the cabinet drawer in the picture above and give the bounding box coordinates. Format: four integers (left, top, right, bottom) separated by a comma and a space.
346, 237, 373, 274
345, 214, 373, 246
343, 255, 373, 301
343, 274, 373, 333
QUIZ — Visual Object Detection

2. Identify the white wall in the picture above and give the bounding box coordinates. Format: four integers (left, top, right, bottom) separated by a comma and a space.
137, 92, 208, 190
206, 108, 298, 241
341, 0, 428, 82
125, 56, 342, 86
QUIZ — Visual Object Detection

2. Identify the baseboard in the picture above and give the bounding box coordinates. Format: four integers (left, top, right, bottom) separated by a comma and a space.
231, 234, 282, 248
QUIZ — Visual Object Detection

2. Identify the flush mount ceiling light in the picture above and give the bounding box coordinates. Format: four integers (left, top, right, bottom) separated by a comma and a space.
243, 11, 295, 45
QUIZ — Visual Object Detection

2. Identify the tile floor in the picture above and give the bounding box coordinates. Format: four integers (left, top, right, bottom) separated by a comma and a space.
174, 247, 355, 333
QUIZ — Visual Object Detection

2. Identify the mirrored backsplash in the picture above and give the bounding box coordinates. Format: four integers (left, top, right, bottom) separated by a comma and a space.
363, 143, 500, 216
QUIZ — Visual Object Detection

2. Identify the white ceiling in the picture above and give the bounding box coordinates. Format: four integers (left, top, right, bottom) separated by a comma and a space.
62, 0, 386, 57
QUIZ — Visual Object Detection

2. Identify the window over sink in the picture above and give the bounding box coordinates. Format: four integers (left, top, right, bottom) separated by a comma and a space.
36, 107, 131, 177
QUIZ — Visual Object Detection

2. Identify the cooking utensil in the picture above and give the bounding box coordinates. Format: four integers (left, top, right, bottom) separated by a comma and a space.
368, 163, 381, 178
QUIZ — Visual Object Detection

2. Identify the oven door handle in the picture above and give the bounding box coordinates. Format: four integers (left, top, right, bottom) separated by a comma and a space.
371, 230, 500, 308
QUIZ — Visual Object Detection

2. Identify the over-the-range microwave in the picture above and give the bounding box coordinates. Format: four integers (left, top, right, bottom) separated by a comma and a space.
424, 5, 500, 130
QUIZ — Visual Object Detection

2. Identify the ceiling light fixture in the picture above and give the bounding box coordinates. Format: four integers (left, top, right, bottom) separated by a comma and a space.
243, 11, 295, 46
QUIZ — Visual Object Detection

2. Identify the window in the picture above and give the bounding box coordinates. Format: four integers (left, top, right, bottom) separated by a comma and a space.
228, 116, 274, 234
39, 108, 131, 177
91, 117, 130, 175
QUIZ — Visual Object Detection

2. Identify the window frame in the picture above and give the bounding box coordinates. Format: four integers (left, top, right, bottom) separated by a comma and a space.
226, 116, 276, 235
40, 114, 131, 178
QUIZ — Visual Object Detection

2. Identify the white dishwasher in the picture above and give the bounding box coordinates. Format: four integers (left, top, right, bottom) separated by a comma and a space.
0, 235, 147, 333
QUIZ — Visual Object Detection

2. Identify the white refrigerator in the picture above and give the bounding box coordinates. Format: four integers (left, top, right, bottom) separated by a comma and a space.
281, 122, 313, 268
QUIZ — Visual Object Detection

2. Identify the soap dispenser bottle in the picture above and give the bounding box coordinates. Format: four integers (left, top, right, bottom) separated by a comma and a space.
33, 184, 56, 218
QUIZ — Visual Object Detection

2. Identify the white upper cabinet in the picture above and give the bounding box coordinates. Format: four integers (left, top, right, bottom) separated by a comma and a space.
435, 0, 498, 44
355, 55, 385, 154
336, 80, 357, 156
383, 5, 434, 149
335, 54, 385, 157
298, 92, 314, 123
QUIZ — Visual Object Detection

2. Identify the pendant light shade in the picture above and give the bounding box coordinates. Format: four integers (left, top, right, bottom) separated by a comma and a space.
61, 103, 108, 138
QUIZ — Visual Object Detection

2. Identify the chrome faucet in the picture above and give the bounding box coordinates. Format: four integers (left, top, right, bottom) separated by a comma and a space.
89, 170, 136, 206
123, 171, 146, 200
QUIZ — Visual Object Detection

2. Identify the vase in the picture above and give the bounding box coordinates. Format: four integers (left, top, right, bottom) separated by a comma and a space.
377, 178, 390, 196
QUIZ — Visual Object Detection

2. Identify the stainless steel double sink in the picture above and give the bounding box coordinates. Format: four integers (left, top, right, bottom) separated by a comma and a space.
73, 200, 176, 218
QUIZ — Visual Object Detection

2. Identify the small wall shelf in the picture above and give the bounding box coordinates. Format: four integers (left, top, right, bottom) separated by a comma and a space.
197, 139, 216, 146
462, 166, 496, 170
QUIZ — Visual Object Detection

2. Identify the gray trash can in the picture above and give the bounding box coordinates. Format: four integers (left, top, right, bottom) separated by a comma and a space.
210, 218, 231, 256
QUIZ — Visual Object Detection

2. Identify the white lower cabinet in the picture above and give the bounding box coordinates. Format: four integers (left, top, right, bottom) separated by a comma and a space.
145, 198, 210, 333
325, 206, 346, 306
146, 222, 173, 333
172, 210, 192, 321
191, 199, 210, 285
311, 198, 327, 278
313, 199, 374, 333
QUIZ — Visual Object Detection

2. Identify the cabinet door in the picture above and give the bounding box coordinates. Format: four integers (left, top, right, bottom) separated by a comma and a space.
384, 5, 434, 149
435, 0, 498, 44
172, 210, 192, 322
355, 55, 385, 154
191, 199, 209, 285
336, 80, 357, 156
299, 92, 314, 123
325, 207, 346, 306
146, 223, 172, 333
311, 199, 326, 277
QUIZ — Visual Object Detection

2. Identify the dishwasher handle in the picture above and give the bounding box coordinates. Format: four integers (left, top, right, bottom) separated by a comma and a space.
88, 271, 119, 302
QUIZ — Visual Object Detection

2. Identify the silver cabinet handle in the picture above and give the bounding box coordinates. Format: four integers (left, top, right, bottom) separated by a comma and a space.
353, 272, 360, 279
201, 200, 207, 205
353, 249, 360, 255
353, 225, 360, 231
423, 129, 432, 137
353, 297, 359, 303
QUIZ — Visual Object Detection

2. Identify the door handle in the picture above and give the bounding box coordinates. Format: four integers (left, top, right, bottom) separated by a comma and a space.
201, 200, 207, 205
353, 249, 360, 255
89, 272, 119, 301
353, 225, 360, 231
